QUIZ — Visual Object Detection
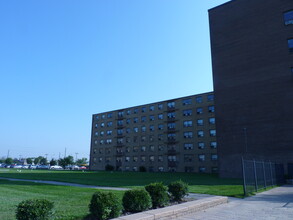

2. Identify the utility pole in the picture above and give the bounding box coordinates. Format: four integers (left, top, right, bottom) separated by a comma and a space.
75, 153, 78, 162
7, 150, 10, 159
64, 148, 67, 158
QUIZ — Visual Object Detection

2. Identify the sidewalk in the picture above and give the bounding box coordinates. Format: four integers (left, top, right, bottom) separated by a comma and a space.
176, 185, 293, 220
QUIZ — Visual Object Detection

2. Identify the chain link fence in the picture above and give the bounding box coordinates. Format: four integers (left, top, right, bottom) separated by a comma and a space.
242, 158, 285, 195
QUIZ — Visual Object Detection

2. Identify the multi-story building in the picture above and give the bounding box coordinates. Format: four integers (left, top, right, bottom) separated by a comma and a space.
209, 0, 293, 177
90, 92, 218, 173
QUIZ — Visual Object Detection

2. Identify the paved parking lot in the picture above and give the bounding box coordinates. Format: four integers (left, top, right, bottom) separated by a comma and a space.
176, 185, 293, 220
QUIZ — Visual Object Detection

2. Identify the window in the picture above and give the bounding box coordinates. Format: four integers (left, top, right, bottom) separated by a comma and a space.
184, 131, 193, 138
126, 119, 130, 124
117, 129, 123, 135
183, 109, 192, 116
107, 121, 113, 127
133, 127, 138, 133
182, 99, 192, 105
158, 114, 163, 120
149, 105, 155, 111
133, 108, 138, 114
197, 119, 203, 126
207, 94, 214, 101
167, 112, 175, 118
208, 106, 215, 113
141, 146, 146, 152
211, 154, 218, 161
184, 154, 193, 162
197, 130, 204, 137
209, 117, 215, 124
198, 154, 205, 161
288, 38, 293, 52
149, 156, 155, 162
125, 157, 130, 162
210, 129, 216, 137
158, 156, 163, 162
141, 156, 146, 162
133, 156, 138, 162
107, 113, 112, 118
158, 103, 163, 110
141, 126, 146, 132
102, 114, 105, 119
149, 115, 155, 121
284, 10, 293, 25
158, 134, 164, 141
118, 111, 124, 117
127, 110, 131, 115
158, 124, 164, 130
167, 101, 175, 108
198, 142, 205, 149
133, 167, 138, 171
158, 145, 164, 151
133, 146, 138, 152
141, 107, 146, 112
100, 140, 104, 145
117, 120, 123, 126
168, 122, 176, 130
197, 107, 203, 114
149, 125, 154, 131
95, 115, 99, 120
168, 155, 176, 162
196, 96, 202, 103
126, 128, 131, 133
95, 131, 99, 136
158, 167, 164, 172
133, 117, 138, 123
141, 116, 146, 122
150, 145, 155, 151
107, 130, 112, 135
117, 138, 123, 144
101, 122, 105, 127
184, 143, 193, 150
199, 167, 206, 173
95, 123, 98, 128
210, 141, 217, 149
183, 120, 192, 127
168, 133, 176, 140
141, 136, 146, 142
100, 131, 104, 136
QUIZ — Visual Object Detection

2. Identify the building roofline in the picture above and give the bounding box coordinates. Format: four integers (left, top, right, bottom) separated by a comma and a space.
208, 0, 235, 12
92, 91, 214, 116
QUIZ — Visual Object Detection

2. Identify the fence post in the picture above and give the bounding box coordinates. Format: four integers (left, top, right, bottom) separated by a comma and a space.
253, 159, 258, 192
270, 161, 274, 186
263, 161, 267, 189
242, 157, 247, 195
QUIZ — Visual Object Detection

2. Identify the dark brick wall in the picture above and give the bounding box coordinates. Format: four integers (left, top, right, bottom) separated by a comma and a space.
209, 0, 293, 177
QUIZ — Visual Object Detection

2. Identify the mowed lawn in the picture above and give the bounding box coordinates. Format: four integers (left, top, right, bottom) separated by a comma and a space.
0, 168, 243, 197
0, 179, 124, 220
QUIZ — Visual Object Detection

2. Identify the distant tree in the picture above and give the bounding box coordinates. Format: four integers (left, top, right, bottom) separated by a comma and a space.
34, 157, 40, 165
5, 157, 13, 165
13, 158, 19, 164
50, 159, 57, 166
26, 158, 33, 164
58, 156, 74, 168
0, 159, 4, 163
76, 158, 88, 166
40, 157, 47, 165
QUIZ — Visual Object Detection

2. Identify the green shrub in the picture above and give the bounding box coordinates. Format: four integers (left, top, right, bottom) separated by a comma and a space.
122, 189, 152, 213
89, 191, 122, 220
168, 180, 189, 202
16, 199, 54, 220
105, 164, 114, 171
145, 182, 169, 208
139, 166, 146, 172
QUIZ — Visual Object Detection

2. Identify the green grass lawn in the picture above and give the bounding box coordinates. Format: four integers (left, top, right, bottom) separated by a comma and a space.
0, 168, 243, 197
0, 179, 124, 220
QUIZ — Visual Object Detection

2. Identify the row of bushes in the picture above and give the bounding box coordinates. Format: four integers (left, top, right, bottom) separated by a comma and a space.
15, 180, 188, 220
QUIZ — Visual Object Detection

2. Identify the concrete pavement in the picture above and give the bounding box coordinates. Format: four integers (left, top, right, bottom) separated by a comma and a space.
176, 185, 293, 220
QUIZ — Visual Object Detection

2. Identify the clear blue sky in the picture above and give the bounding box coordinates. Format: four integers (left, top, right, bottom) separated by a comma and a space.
0, 0, 228, 161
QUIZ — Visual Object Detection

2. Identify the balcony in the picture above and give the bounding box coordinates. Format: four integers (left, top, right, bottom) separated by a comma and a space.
167, 149, 178, 155
168, 161, 178, 167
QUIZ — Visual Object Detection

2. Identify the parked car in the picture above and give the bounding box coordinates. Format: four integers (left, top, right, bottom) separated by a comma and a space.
36, 165, 50, 170
79, 166, 87, 170
50, 165, 63, 170
13, 165, 23, 169
29, 165, 37, 169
